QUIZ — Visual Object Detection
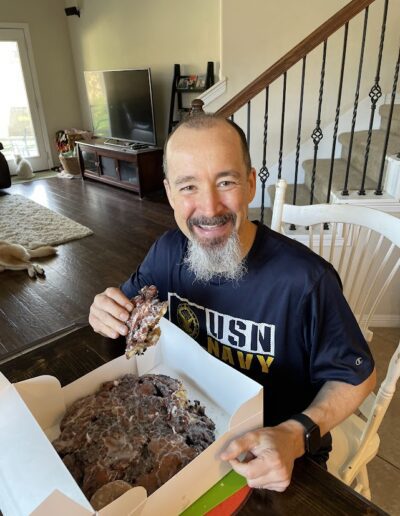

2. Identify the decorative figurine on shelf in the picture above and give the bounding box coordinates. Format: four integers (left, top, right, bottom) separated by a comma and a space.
177, 75, 198, 90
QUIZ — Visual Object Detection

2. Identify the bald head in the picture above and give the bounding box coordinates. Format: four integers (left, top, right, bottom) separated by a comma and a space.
163, 113, 252, 177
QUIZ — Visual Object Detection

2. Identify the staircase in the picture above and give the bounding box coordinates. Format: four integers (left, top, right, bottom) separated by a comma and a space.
199, 0, 400, 222
258, 104, 400, 224
303, 104, 400, 204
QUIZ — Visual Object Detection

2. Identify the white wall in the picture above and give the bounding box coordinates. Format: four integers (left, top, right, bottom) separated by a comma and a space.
65, 0, 220, 145
0, 0, 82, 164
215, 0, 347, 110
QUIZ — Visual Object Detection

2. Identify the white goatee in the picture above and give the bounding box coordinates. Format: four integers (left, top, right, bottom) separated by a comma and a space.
184, 229, 247, 282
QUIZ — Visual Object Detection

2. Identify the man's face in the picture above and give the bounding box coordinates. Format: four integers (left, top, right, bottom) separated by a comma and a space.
164, 122, 256, 256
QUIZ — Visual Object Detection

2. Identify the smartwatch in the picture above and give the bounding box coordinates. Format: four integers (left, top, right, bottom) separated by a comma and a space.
290, 413, 321, 455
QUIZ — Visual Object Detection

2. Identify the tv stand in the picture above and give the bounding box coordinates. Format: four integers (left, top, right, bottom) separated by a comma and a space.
77, 138, 164, 198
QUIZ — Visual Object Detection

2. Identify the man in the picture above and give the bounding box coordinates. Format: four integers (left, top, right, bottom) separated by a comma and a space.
89, 113, 375, 491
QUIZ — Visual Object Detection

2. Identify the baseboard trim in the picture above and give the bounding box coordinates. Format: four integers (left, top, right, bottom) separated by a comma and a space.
360, 315, 400, 327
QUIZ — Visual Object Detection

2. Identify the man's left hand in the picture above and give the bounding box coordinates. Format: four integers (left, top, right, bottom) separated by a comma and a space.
220, 421, 305, 491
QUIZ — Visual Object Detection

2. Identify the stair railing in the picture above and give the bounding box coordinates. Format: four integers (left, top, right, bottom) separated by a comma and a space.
192, 0, 400, 224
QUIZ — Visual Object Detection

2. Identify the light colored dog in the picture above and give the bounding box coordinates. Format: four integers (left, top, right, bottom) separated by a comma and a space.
0, 241, 57, 278
15, 154, 34, 179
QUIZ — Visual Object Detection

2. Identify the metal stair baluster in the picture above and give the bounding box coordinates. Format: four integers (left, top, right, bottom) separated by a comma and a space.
359, 0, 389, 195
310, 40, 327, 205
376, 44, 400, 195
259, 87, 270, 225
278, 72, 287, 180
328, 23, 349, 203
290, 57, 307, 231
342, 7, 369, 196
293, 57, 307, 207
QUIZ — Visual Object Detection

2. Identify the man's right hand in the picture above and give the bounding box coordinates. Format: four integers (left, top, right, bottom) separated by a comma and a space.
89, 287, 134, 339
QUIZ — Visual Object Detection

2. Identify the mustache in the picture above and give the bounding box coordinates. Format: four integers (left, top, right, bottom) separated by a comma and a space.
188, 213, 236, 229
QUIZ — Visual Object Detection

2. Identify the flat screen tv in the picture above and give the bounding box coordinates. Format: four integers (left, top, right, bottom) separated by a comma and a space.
84, 68, 157, 145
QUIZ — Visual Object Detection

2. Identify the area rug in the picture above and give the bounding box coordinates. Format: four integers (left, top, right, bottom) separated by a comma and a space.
0, 194, 93, 249
11, 170, 59, 184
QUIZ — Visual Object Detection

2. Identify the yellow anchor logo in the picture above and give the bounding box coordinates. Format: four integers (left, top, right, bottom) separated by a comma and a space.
176, 302, 199, 339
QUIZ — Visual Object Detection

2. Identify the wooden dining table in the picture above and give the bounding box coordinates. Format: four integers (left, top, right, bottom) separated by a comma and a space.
0, 324, 387, 516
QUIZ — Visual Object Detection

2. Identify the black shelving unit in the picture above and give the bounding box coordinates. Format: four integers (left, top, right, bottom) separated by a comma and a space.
168, 61, 214, 134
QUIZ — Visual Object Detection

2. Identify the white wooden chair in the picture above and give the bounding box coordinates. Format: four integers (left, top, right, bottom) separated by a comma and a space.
328, 340, 400, 498
271, 179, 400, 498
271, 179, 400, 343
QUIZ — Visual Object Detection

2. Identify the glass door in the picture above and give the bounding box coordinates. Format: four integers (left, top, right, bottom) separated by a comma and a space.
0, 27, 51, 171
119, 160, 139, 185
99, 155, 118, 179
81, 148, 98, 175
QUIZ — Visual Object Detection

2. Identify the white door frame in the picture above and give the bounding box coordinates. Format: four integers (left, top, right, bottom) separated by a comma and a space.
0, 22, 53, 170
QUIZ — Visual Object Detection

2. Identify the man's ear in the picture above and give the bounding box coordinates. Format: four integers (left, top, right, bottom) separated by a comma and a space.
247, 168, 257, 203
164, 178, 175, 209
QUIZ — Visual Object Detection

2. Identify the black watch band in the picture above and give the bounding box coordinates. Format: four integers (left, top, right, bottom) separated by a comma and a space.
290, 413, 321, 455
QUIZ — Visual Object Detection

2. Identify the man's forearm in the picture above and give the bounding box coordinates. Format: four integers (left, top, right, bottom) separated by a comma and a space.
221, 370, 376, 490
301, 368, 376, 437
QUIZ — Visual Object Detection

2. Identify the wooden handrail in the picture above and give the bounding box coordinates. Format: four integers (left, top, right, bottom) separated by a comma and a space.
216, 0, 375, 117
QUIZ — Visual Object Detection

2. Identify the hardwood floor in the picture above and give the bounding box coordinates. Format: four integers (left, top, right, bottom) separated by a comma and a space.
0, 325, 125, 386
0, 177, 176, 361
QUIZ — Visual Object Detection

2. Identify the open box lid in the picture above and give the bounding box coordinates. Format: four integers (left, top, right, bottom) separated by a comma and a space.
0, 318, 263, 515
0, 374, 93, 515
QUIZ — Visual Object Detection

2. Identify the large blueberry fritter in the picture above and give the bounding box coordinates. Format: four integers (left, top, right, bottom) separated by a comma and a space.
53, 374, 215, 506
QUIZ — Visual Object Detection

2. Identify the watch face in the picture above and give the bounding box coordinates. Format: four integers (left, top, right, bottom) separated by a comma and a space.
306, 425, 321, 455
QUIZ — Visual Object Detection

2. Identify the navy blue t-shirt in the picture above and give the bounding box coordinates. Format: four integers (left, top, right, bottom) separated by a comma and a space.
121, 223, 374, 427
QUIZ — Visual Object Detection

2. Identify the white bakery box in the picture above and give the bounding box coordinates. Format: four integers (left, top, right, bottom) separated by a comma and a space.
0, 318, 263, 516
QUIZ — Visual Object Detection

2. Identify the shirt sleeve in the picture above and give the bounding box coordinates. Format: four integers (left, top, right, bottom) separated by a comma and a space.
301, 266, 375, 386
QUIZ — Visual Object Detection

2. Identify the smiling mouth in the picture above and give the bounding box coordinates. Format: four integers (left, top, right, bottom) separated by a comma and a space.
189, 213, 235, 226
197, 223, 224, 230
188, 214, 236, 244
189, 214, 235, 231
